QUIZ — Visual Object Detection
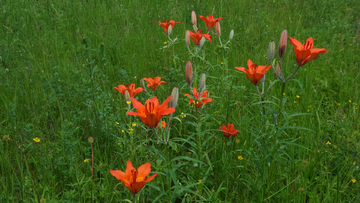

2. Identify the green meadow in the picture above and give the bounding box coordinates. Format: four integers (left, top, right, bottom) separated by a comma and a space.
1, 0, 360, 202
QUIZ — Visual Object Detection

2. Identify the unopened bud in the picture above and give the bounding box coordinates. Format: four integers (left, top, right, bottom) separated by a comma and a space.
169, 87, 179, 109
199, 36, 206, 48
124, 90, 131, 104
88, 137, 94, 143
278, 30, 287, 58
167, 25, 172, 37
274, 62, 281, 78
229, 30, 234, 40
268, 41, 275, 61
261, 73, 266, 82
216, 22, 221, 38
193, 24, 198, 33
191, 11, 197, 26
140, 79, 146, 89
3, 135, 10, 141
186, 61, 193, 87
185, 30, 190, 47
199, 73, 206, 93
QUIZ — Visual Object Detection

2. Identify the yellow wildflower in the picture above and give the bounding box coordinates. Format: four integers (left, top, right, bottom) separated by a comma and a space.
132, 123, 137, 127
128, 128, 134, 134
3, 135, 10, 141
238, 156, 243, 160
126, 101, 131, 105
326, 141, 331, 145
84, 159, 90, 163
40, 199, 46, 203
33, 137, 40, 143
351, 179, 356, 183
299, 188, 304, 191
221, 62, 224, 64
236, 139, 240, 143
296, 95, 300, 98
121, 130, 125, 133
116, 121, 119, 125
99, 163, 103, 167
198, 179, 202, 183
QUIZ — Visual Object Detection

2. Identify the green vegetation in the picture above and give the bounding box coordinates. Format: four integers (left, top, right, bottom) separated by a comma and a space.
1, 0, 359, 202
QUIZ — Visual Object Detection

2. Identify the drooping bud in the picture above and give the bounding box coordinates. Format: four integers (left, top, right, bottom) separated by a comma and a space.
88, 137, 94, 143
169, 87, 179, 109
278, 30, 288, 59
199, 73, 206, 93
216, 21, 221, 38
185, 61, 193, 87
191, 11, 197, 26
167, 25, 172, 37
185, 30, 190, 47
193, 24, 198, 33
199, 36, 206, 48
124, 90, 131, 105
140, 79, 146, 89
268, 41, 275, 61
229, 30, 234, 40
274, 62, 281, 79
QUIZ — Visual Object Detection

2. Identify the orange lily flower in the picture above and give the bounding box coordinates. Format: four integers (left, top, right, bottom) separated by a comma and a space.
156, 20, 181, 35
189, 30, 212, 46
127, 96, 175, 128
199, 15, 223, 31
288, 37, 328, 66
114, 84, 144, 98
184, 88, 213, 109
235, 59, 271, 86
110, 160, 159, 194
219, 124, 239, 139
143, 77, 166, 90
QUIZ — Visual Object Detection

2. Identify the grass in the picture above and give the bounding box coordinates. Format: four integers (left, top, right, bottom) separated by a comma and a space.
1, 0, 360, 202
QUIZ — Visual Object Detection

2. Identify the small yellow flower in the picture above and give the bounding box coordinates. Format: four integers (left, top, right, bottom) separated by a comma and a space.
132, 123, 137, 127
128, 128, 134, 134
334, 145, 337, 148
116, 121, 120, 125
236, 139, 240, 143
126, 101, 131, 105
198, 179, 202, 183
221, 62, 224, 64
88, 137, 94, 143
164, 41, 167, 45
181, 112, 186, 118
33, 137, 40, 143
58, 79, 60, 82
304, 69, 306, 71
296, 95, 300, 98
40, 199, 46, 203
84, 159, 90, 163
326, 141, 331, 145
218, 121, 222, 124
294, 101, 297, 103
351, 178, 356, 183
338, 103, 340, 105
349, 100, 351, 103
299, 187, 304, 191
307, 109, 309, 112
293, 123, 296, 126
283, 93, 285, 96
3, 135, 10, 141
238, 156, 243, 160
121, 130, 125, 133
99, 163, 103, 167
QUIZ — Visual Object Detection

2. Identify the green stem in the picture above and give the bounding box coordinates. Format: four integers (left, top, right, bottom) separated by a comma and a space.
133, 193, 136, 203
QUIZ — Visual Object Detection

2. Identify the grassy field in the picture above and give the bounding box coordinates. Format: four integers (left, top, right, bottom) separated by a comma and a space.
1, 0, 360, 202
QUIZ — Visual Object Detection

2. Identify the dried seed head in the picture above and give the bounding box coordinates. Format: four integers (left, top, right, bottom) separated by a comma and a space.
88, 137, 94, 143
3, 135, 10, 141
199, 73, 206, 93
124, 90, 131, 104
199, 36, 206, 48
216, 21, 221, 38
229, 30, 234, 40
169, 87, 179, 109
186, 61, 193, 87
167, 25, 172, 37
302, 160, 309, 167
140, 79, 146, 89
268, 40, 275, 61
274, 62, 281, 79
185, 30, 190, 47
278, 30, 288, 58
191, 11, 197, 26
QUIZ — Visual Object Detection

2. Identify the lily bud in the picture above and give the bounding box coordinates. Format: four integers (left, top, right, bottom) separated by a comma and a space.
199, 36, 206, 48
140, 79, 146, 89
274, 62, 281, 79
185, 30, 190, 47
199, 73, 206, 93
216, 21, 221, 38
169, 87, 179, 109
124, 90, 131, 104
191, 11, 197, 26
193, 24, 198, 33
278, 30, 287, 59
268, 41, 275, 61
167, 25, 172, 37
186, 61, 193, 87
229, 30, 234, 40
